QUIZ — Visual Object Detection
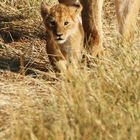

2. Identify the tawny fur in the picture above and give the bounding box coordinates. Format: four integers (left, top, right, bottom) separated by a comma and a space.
80, 0, 104, 56
59, 0, 140, 55
41, 2, 84, 72
115, 0, 140, 41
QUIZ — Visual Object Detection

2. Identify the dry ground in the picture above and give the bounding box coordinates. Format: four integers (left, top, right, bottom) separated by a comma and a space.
0, 0, 140, 140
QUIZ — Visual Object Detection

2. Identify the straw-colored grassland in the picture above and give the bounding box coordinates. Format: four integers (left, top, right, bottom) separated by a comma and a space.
0, 0, 140, 140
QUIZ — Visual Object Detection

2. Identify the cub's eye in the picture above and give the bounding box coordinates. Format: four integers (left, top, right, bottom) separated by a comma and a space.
64, 21, 69, 26
50, 21, 56, 26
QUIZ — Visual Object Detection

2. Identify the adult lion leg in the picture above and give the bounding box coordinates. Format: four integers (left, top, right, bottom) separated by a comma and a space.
115, 0, 140, 42
80, 0, 104, 56
92, 0, 104, 56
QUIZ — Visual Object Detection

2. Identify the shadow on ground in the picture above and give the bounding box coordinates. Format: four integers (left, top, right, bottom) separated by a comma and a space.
0, 56, 49, 77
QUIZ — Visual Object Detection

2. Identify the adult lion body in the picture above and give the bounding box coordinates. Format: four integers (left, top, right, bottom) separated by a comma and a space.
59, 0, 140, 55
115, 0, 140, 40
41, 2, 84, 72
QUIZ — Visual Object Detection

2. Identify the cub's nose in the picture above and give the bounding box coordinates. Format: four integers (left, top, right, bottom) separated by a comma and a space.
56, 33, 63, 37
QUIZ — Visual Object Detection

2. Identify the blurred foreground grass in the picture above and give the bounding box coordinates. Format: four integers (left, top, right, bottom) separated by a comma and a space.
0, 0, 140, 140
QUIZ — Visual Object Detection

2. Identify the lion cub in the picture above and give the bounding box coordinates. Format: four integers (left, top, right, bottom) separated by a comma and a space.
41, 2, 84, 72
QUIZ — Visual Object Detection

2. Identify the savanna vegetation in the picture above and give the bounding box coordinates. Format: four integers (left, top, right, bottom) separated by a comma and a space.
0, 0, 140, 140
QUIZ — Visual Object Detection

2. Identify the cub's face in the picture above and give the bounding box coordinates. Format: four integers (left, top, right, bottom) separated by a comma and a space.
41, 3, 82, 44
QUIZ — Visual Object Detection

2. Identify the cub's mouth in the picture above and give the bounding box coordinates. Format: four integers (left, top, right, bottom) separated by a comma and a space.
56, 38, 64, 41
56, 37, 66, 44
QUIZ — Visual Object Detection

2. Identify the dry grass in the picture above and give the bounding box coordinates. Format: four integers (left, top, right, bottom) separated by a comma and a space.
0, 0, 140, 140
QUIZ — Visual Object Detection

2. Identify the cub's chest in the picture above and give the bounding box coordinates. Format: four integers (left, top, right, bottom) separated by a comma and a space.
59, 41, 72, 59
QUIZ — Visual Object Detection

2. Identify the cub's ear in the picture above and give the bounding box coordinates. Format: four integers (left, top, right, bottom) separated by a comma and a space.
41, 1, 50, 19
69, 2, 83, 17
